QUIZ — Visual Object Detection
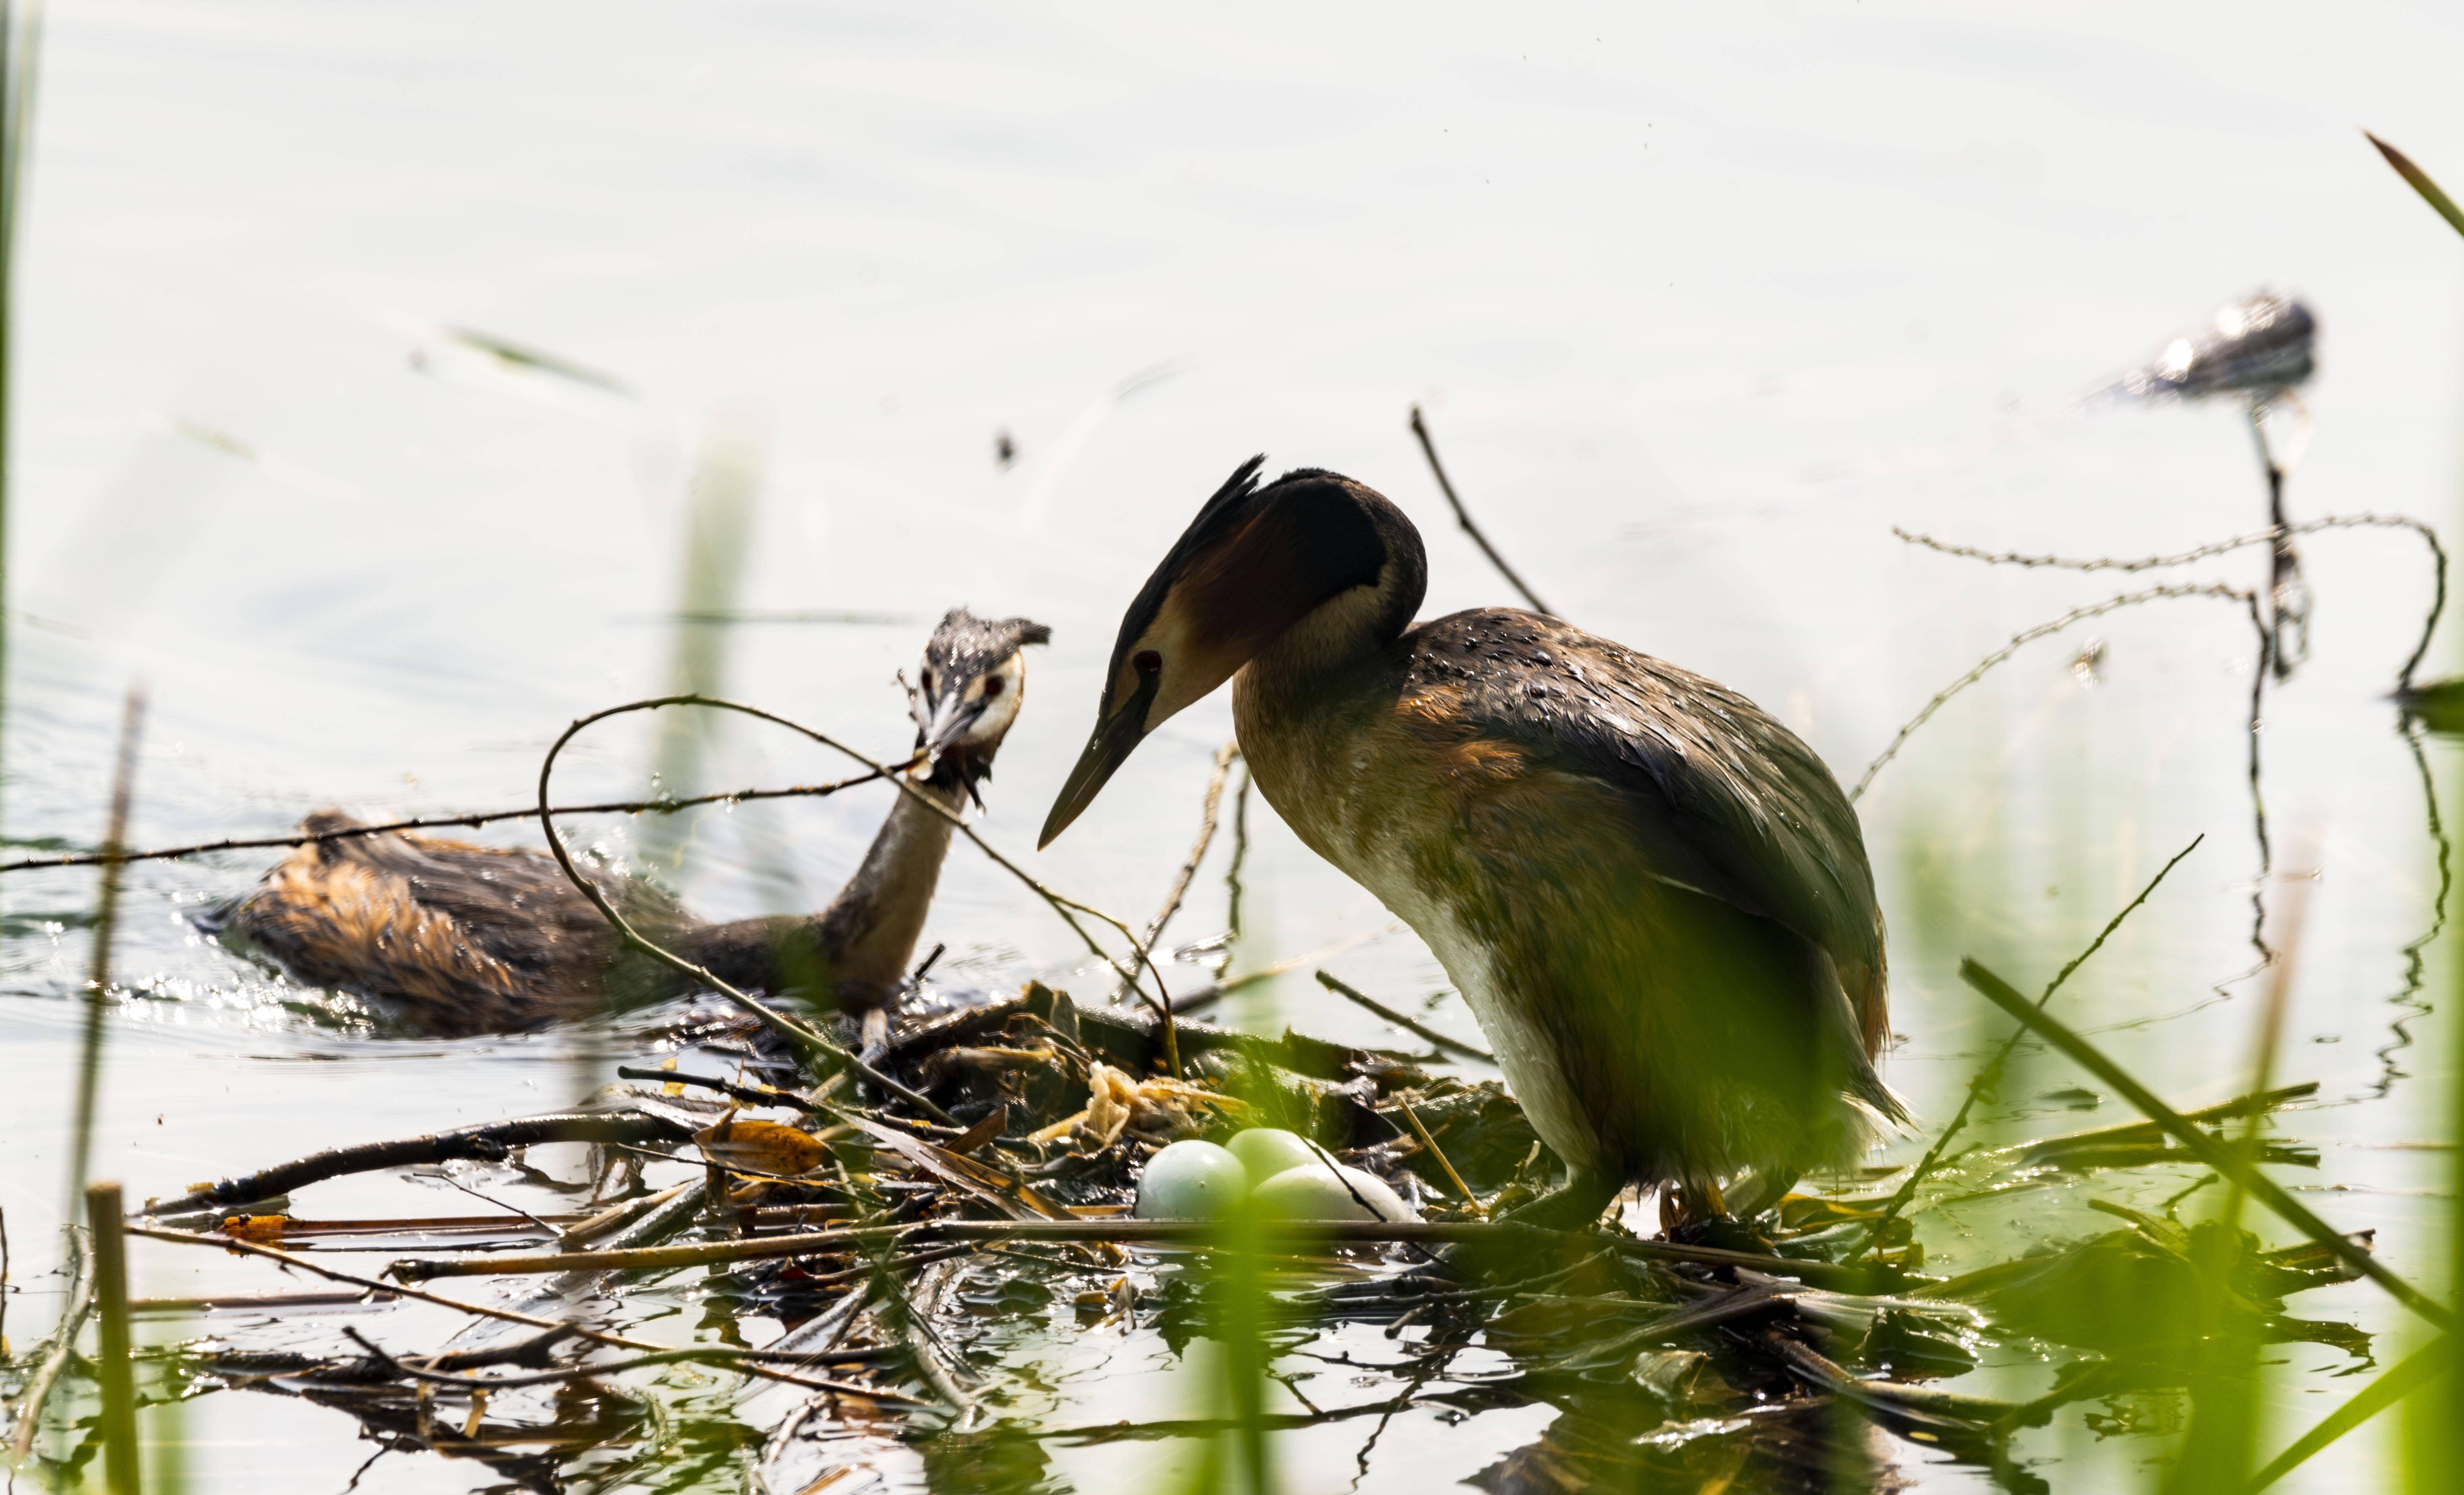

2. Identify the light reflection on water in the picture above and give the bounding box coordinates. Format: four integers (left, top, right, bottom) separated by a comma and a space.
4, 3, 2462, 1489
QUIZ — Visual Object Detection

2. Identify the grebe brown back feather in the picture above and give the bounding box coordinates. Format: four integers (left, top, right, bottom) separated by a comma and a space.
221, 609, 1048, 1037
1041, 459, 1897, 1222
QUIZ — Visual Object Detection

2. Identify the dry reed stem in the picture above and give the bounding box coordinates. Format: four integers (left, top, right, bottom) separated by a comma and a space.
383, 1216, 1882, 1290
535, 697, 951, 1119
538, 693, 1181, 1079
1841, 834, 2204, 1263
5, 1223, 90, 1464
123, 1226, 924, 1405
1395, 1102, 1482, 1218
1852, 583, 2264, 803
1408, 405, 1556, 617
1314, 971, 1496, 1064
1893, 510, 2446, 687
1106, 739, 1238, 1005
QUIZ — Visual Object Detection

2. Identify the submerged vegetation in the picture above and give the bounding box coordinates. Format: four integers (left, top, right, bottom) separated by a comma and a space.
5, 120, 2464, 1495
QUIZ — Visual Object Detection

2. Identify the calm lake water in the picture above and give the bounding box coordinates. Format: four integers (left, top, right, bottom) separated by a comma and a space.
6, 3, 2464, 1490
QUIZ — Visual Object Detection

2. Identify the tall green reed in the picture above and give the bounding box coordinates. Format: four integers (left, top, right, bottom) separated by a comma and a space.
642, 409, 766, 877
68, 685, 144, 1201
0, 0, 43, 860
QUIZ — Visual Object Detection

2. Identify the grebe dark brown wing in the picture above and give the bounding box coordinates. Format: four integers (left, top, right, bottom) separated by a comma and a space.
223, 809, 678, 1034
218, 608, 1050, 1038
1396, 608, 1890, 1059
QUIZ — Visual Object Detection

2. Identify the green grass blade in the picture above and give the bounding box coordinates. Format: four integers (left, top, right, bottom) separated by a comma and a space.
1958, 958, 2453, 1330
2367, 132, 2464, 242
2249, 1334, 2451, 1491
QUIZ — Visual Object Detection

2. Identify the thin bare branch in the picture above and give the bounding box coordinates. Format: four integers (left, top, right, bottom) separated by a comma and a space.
1852, 583, 2261, 802
1109, 741, 1238, 1004
1893, 511, 2446, 687
1960, 959, 2452, 1330
0, 763, 913, 875
124, 1226, 918, 1403
1315, 971, 1496, 1064
537, 693, 1181, 1079
1841, 835, 2203, 1262
1408, 405, 1555, 616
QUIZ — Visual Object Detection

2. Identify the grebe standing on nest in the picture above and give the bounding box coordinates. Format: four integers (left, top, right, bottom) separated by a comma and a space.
1040, 460, 1899, 1226
221, 609, 1049, 1038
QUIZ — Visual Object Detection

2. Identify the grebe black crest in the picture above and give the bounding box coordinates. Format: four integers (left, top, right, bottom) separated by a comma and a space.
1042, 461, 1898, 1228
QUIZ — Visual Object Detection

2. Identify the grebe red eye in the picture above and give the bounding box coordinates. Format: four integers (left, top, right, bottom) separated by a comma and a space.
1133, 650, 1162, 677
982, 674, 1005, 697
919, 669, 934, 692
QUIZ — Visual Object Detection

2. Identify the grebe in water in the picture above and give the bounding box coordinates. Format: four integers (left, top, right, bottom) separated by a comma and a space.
220, 609, 1048, 1037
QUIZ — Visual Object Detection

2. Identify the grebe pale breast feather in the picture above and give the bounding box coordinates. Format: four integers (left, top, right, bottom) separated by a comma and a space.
1042, 459, 1896, 1213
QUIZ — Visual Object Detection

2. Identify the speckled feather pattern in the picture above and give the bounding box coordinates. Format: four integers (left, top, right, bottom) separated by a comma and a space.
1237, 605, 1899, 1188
220, 608, 1043, 1036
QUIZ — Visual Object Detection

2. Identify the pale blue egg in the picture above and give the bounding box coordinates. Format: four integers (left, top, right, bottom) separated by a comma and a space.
1133, 1139, 1248, 1219
1225, 1127, 1321, 1182
1249, 1161, 1419, 1222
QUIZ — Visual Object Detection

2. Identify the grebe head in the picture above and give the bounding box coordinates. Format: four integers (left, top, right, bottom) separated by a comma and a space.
909, 608, 1051, 800
1038, 457, 1425, 847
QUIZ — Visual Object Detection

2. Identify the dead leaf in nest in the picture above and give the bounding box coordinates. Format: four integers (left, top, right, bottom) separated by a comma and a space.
696, 1116, 827, 1177
1029, 1063, 1252, 1148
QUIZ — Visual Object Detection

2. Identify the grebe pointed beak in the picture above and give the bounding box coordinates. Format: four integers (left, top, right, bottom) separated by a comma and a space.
918, 686, 979, 761
1037, 676, 1157, 848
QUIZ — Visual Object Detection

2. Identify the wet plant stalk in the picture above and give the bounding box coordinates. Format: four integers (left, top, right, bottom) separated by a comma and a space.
88, 1180, 138, 1495
2170, 860, 2311, 1493
1843, 834, 2203, 1263
69, 683, 144, 1198
0, 1, 44, 862
1407, 405, 1554, 617
1960, 958, 2452, 1329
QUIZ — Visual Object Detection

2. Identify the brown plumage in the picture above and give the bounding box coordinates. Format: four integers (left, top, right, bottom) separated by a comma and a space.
218, 609, 1049, 1036
1041, 459, 1898, 1222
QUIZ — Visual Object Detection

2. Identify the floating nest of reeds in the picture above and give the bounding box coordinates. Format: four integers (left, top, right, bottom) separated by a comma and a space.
30, 975, 2361, 1495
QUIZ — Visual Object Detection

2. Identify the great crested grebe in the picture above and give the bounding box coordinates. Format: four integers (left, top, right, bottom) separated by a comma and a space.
1040, 459, 1900, 1226
221, 609, 1049, 1037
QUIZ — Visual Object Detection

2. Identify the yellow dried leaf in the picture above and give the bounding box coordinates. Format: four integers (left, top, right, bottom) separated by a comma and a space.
695, 1117, 827, 1177
217, 1214, 289, 1240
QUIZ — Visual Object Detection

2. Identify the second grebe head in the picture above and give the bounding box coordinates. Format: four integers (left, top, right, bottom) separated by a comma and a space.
909, 608, 1052, 800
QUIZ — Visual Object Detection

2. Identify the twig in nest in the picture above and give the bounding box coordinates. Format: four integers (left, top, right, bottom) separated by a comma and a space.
337, 1328, 874, 1393
1109, 740, 1239, 1005
0, 762, 917, 875
6, 1225, 94, 1462
127, 1225, 922, 1403
146, 1109, 696, 1215
539, 694, 1181, 1079
1218, 760, 1253, 981
614, 1065, 825, 1115
535, 697, 955, 1117
385, 1217, 1886, 1291
1408, 405, 1555, 616
1315, 971, 1495, 1064
1395, 1102, 1482, 1217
